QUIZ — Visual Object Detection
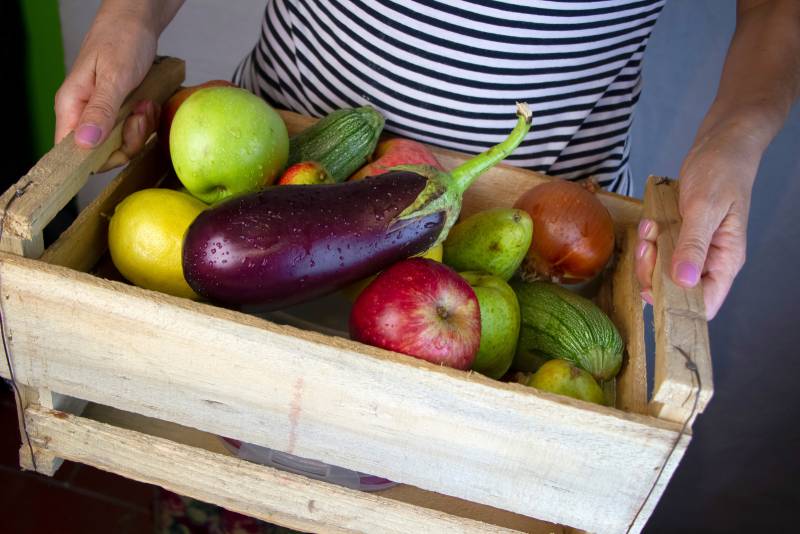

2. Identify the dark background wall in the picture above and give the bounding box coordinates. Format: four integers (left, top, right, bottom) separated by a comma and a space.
630, 4, 800, 532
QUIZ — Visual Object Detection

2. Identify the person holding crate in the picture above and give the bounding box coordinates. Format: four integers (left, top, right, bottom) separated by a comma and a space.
54, 0, 799, 323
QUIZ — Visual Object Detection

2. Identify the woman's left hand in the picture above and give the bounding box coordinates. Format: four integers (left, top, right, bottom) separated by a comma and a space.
635, 119, 762, 320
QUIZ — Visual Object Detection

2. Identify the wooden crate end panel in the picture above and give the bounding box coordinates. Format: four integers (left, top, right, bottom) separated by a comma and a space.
624, 432, 693, 534
644, 177, 713, 420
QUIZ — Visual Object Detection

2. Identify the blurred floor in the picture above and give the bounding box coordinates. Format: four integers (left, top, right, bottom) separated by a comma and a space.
0, 383, 300, 534
0, 383, 158, 533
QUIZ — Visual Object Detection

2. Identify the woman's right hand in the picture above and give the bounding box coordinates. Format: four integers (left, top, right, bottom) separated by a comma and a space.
54, 2, 168, 170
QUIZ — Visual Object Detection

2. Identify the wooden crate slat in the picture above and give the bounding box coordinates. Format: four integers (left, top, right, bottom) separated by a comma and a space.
24, 405, 530, 534
643, 177, 713, 422
1, 253, 683, 533
80, 402, 565, 533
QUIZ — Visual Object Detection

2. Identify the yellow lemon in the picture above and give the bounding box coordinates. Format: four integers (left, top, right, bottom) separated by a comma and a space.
108, 188, 207, 298
341, 243, 444, 302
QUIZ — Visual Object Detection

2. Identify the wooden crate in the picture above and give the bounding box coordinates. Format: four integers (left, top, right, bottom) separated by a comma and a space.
0, 58, 712, 533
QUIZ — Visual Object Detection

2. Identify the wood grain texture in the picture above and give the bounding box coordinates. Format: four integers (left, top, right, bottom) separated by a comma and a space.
25, 406, 529, 534
0, 57, 184, 244
0, 253, 684, 533
83, 402, 565, 534
611, 228, 649, 415
0, 230, 44, 258
625, 430, 692, 534
40, 137, 171, 271
643, 177, 713, 422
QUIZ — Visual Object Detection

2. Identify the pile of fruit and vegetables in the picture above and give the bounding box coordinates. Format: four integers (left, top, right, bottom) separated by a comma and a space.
108, 82, 625, 406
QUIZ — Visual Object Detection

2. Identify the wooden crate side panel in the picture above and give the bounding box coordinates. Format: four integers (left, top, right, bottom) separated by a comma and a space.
1, 254, 684, 533
25, 406, 526, 534
83, 402, 564, 533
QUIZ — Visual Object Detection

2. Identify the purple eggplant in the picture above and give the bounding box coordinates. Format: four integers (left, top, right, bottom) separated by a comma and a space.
183, 103, 533, 310
183, 172, 444, 309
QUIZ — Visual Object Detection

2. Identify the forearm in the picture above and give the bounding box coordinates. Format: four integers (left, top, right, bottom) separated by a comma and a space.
94, 0, 185, 36
696, 0, 800, 153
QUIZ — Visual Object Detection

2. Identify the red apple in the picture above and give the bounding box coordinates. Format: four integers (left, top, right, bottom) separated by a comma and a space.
278, 161, 334, 185
350, 258, 481, 370
159, 79, 235, 156
349, 138, 444, 181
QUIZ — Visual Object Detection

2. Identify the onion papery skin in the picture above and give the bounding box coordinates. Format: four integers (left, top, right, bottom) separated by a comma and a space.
513, 180, 615, 284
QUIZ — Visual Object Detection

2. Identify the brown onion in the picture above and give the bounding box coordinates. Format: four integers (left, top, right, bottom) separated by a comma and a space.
513, 180, 615, 284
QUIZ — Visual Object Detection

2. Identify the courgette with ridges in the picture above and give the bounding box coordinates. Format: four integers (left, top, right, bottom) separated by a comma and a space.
511, 280, 623, 381
288, 106, 384, 182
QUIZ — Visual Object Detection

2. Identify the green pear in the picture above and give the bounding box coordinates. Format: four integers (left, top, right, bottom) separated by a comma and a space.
443, 208, 533, 281
460, 271, 520, 379
527, 359, 605, 405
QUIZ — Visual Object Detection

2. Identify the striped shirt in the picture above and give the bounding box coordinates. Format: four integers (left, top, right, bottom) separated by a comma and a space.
233, 0, 666, 195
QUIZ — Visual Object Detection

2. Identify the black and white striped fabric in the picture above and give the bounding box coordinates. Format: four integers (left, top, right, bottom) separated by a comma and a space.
233, 0, 665, 195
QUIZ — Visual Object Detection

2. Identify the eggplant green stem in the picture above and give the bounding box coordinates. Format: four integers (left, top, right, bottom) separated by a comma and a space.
450, 102, 533, 195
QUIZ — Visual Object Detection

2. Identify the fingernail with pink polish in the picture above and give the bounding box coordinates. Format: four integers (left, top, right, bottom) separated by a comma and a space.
638, 219, 653, 239
636, 240, 649, 260
76, 124, 102, 147
676, 261, 700, 286
641, 290, 654, 305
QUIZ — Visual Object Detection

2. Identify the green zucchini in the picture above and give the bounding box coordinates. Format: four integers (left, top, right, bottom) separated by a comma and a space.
288, 106, 385, 182
511, 280, 623, 381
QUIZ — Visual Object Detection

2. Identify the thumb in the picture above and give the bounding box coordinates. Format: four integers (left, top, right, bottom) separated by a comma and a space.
671, 206, 717, 288
74, 76, 126, 148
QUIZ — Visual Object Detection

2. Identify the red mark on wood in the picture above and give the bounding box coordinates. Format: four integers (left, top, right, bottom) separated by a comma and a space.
287, 377, 304, 454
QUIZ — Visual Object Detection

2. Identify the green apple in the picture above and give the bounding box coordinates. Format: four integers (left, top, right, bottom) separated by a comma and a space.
444, 208, 533, 281
527, 359, 605, 405
460, 271, 520, 379
170, 86, 289, 204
